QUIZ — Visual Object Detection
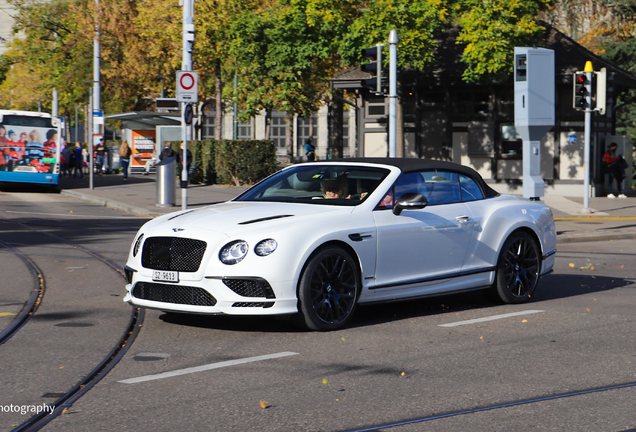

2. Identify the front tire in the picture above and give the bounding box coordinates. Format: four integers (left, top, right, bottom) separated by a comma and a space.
298, 246, 361, 331
494, 232, 540, 304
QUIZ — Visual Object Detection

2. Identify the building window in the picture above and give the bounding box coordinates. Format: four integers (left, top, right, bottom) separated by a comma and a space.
202, 114, 215, 139
237, 120, 251, 139
343, 112, 350, 156
271, 114, 287, 149
499, 125, 522, 159
453, 90, 490, 120
366, 96, 386, 117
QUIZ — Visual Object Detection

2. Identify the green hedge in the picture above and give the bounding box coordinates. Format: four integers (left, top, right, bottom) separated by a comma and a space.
166, 139, 277, 186
215, 140, 277, 186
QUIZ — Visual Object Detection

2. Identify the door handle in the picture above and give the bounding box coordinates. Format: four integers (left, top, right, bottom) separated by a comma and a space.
455, 215, 470, 223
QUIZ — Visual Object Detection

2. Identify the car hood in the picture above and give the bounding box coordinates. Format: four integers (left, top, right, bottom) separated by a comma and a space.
159, 201, 353, 236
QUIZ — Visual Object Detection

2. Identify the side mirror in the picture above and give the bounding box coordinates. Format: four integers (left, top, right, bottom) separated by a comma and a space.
392, 193, 428, 215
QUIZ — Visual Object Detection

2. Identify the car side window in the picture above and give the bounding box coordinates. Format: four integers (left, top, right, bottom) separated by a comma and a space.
421, 171, 460, 205
376, 172, 427, 209
459, 174, 484, 202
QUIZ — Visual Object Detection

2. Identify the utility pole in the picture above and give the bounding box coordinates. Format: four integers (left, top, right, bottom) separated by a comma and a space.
89, 87, 94, 190
388, 30, 398, 158
93, 0, 101, 137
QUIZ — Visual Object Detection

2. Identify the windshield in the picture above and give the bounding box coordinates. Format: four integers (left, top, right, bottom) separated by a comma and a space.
236, 164, 391, 206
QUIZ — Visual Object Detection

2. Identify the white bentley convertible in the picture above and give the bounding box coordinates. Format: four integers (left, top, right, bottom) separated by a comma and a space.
124, 158, 556, 331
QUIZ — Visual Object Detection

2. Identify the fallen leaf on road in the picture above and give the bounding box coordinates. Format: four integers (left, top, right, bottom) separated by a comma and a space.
260, 400, 268, 409
59, 366, 64, 369
479, 336, 483, 340
569, 263, 575, 268
341, 336, 346, 343
586, 308, 590, 312
522, 319, 528, 323
323, 379, 328, 384
401, 372, 405, 376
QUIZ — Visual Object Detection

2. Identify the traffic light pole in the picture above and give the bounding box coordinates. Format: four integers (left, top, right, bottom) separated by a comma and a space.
388, 30, 398, 158
582, 63, 593, 213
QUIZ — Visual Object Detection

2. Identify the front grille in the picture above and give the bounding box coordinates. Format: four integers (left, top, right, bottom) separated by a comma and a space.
132, 282, 217, 306
222, 278, 275, 298
142, 237, 207, 272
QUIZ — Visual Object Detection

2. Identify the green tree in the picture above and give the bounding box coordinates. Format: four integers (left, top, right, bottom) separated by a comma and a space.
228, 0, 358, 161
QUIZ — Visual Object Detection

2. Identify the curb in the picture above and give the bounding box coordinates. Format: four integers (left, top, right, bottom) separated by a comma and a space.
557, 230, 636, 244
61, 190, 159, 218
555, 216, 636, 221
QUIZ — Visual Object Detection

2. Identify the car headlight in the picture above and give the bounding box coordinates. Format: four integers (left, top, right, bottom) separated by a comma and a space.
255, 239, 277, 256
133, 233, 144, 257
219, 240, 249, 265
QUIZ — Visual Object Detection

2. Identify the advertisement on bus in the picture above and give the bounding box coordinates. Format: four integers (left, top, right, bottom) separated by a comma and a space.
0, 111, 61, 184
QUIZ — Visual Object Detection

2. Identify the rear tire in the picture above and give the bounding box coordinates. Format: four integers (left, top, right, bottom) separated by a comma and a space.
297, 246, 361, 331
494, 232, 541, 304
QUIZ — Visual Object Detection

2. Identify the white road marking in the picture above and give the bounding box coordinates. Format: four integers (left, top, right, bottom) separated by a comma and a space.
439, 310, 545, 327
118, 351, 299, 384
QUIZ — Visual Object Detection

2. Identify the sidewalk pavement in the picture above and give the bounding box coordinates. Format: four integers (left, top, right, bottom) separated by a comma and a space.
57, 173, 636, 244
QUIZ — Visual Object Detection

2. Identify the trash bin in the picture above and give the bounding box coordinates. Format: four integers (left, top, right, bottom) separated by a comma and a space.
156, 157, 175, 207
107, 146, 121, 172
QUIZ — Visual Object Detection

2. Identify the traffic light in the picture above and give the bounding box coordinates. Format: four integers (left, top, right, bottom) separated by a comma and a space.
573, 72, 588, 110
184, 23, 195, 54
361, 45, 382, 94
594, 68, 607, 115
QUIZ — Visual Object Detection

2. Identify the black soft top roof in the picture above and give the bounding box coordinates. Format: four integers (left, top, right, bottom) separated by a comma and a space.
332, 157, 499, 198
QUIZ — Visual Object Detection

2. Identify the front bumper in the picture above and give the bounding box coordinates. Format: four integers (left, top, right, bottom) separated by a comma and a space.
123, 277, 298, 316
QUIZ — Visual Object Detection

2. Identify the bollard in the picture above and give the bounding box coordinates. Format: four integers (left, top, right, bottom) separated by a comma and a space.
156, 157, 175, 207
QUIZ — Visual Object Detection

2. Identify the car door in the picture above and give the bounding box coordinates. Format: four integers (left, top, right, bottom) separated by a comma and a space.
372, 171, 474, 289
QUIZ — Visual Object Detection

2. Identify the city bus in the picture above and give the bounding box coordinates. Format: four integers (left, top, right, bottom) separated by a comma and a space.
0, 110, 62, 185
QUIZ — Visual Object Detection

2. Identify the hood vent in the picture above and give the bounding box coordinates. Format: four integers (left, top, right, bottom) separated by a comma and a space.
168, 209, 196, 221
238, 214, 294, 225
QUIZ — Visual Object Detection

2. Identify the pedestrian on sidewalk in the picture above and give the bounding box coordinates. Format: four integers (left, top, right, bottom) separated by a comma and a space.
119, 140, 132, 182
95, 138, 107, 176
159, 141, 175, 160
143, 148, 159, 175
61, 141, 73, 176
603, 142, 627, 198
72, 143, 84, 178
305, 138, 316, 161
176, 141, 192, 180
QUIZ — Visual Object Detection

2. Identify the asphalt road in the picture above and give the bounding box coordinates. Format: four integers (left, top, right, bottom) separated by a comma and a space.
1, 187, 635, 431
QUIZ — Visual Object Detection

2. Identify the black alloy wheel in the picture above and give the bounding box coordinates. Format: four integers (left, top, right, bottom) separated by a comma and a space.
298, 246, 361, 331
494, 232, 541, 304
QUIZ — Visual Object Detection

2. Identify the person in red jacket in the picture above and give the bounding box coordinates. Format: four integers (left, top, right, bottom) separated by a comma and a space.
603, 142, 627, 199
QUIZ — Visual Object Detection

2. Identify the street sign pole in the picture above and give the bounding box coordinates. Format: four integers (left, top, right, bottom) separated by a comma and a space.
181, 0, 194, 210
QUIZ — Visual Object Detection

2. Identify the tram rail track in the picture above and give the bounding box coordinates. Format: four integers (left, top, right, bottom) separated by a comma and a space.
0, 215, 145, 431
0, 239, 45, 345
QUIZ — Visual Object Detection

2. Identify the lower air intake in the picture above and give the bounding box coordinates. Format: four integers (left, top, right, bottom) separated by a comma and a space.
132, 282, 217, 306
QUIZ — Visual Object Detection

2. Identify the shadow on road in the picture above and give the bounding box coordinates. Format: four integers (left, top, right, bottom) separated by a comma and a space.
157, 273, 634, 332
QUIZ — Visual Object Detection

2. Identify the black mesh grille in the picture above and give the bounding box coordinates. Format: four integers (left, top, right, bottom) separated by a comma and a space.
132, 282, 217, 306
222, 278, 275, 298
232, 302, 274, 308
142, 237, 207, 272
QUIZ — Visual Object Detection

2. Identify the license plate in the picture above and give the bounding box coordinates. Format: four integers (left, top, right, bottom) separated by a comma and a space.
152, 270, 179, 282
